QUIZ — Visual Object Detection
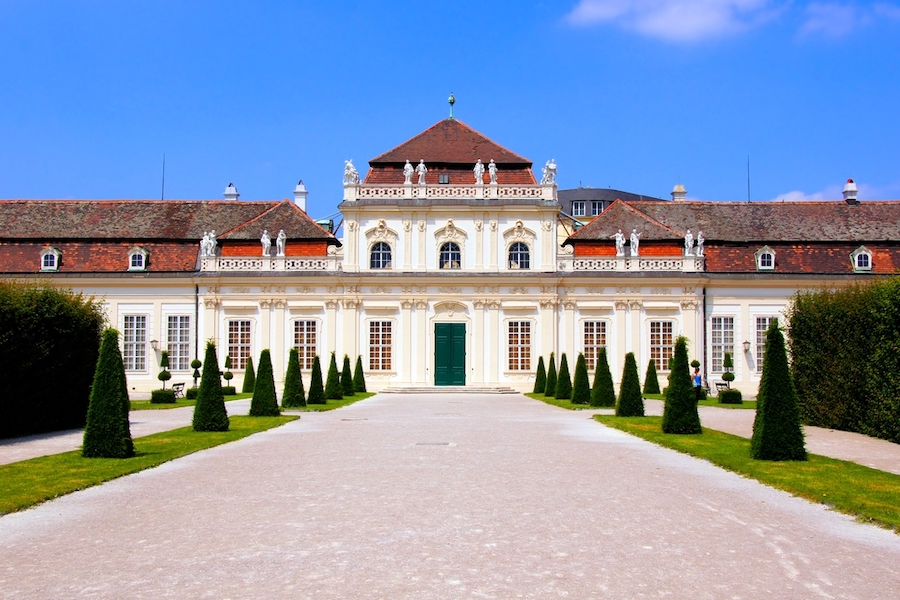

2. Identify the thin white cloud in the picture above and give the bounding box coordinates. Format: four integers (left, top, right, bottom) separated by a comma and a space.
770, 181, 900, 201
564, 0, 778, 42
798, 2, 900, 38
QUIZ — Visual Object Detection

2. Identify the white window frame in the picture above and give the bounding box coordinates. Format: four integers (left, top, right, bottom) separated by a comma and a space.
710, 316, 735, 373
293, 319, 319, 370
590, 200, 603, 216
123, 315, 147, 371
851, 246, 873, 272
571, 201, 586, 217
368, 320, 393, 371
582, 320, 607, 371
40, 247, 61, 272
755, 246, 775, 271
166, 315, 191, 371
755, 316, 778, 373
227, 320, 252, 370
128, 247, 149, 272
507, 242, 530, 270
507, 320, 532, 371
439, 242, 461, 269
369, 242, 392, 269
649, 320, 674, 371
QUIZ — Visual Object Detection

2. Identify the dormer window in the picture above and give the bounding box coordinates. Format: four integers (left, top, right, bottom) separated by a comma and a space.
571, 201, 586, 217
128, 247, 149, 272
755, 246, 775, 271
438, 174, 450, 184
851, 246, 872, 272
40, 247, 61, 272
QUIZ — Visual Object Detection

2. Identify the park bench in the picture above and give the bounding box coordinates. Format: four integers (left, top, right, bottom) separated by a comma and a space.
171, 382, 185, 399
714, 382, 730, 395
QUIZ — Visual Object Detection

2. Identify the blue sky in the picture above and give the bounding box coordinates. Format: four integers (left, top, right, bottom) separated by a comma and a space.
2, 1, 899, 219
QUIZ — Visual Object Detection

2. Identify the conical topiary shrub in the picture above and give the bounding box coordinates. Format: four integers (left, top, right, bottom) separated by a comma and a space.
193, 342, 229, 431
324, 352, 343, 400
722, 352, 735, 389
82, 328, 134, 458
158, 350, 171, 390
341, 355, 354, 397
241, 356, 256, 393
545, 352, 557, 397
353, 355, 367, 393
533, 356, 546, 394
752, 322, 807, 461
590, 348, 616, 407
307, 355, 326, 404
555, 353, 572, 400
662, 337, 702, 434
643, 359, 660, 394
250, 349, 280, 416
572, 353, 591, 405
281, 348, 306, 408
616, 352, 645, 417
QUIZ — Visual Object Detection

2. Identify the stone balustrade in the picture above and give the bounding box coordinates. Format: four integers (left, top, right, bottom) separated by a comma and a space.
343, 183, 556, 202
559, 255, 705, 273
200, 256, 340, 272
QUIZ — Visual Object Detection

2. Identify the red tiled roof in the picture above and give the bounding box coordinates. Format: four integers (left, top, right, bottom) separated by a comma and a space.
0, 242, 199, 273
363, 166, 536, 185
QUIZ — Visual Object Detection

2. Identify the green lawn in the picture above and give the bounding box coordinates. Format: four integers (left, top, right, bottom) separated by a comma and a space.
642, 392, 757, 409
595, 415, 900, 532
130, 392, 252, 411
0, 415, 297, 515
523, 392, 611, 411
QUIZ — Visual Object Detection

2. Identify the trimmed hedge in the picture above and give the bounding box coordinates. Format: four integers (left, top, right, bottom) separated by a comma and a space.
718, 389, 743, 404
662, 336, 701, 434
643, 359, 660, 394
590, 348, 616, 407
249, 349, 280, 416
150, 389, 177, 404
545, 353, 557, 397
616, 352, 644, 417
307, 355, 326, 404
186, 387, 198, 400
0, 282, 104, 438
281, 348, 306, 408
533, 356, 546, 394
192, 342, 229, 432
353, 355, 367, 393
753, 322, 806, 461
324, 352, 343, 400
241, 356, 256, 394
789, 276, 900, 443
221, 386, 236, 396
555, 353, 572, 400
572, 353, 591, 405
82, 329, 134, 458
341, 355, 354, 397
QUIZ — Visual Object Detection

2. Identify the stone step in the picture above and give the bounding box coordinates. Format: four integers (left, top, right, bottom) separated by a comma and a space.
380, 386, 520, 395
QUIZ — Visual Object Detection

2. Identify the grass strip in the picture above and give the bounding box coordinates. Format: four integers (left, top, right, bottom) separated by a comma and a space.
642, 392, 757, 409
595, 415, 900, 532
0, 415, 297, 515
523, 392, 605, 411
297, 392, 375, 412
130, 393, 253, 411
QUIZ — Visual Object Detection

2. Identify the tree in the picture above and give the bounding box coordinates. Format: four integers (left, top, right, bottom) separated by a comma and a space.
643, 359, 660, 394
341, 355, 354, 397
353, 355, 367, 393
545, 352, 557, 397
533, 356, 546, 394
191, 359, 202, 389
722, 352, 735, 388
281, 348, 306, 408
82, 328, 134, 458
572, 353, 591, 405
192, 342, 229, 431
662, 336, 702, 434
555, 353, 572, 400
590, 348, 616, 407
616, 352, 644, 417
222, 354, 234, 385
307, 355, 326, 404
157, 350, 172, 390
241, 356, 256, 393
752, 322, 807, 461
324, 352, 343, 400
249, 349, 280, 416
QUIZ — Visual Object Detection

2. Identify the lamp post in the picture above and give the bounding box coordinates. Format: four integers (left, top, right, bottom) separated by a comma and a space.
742, 340, 751, 353
150, 339, 159, 352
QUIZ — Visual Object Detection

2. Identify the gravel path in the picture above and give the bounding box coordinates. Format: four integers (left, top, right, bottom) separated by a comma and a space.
1, 393, 898, 599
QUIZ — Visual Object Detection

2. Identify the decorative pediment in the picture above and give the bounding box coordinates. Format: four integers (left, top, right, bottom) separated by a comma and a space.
365, 220, 398, 245
433, 300, 469, 319
503, 220, 536, 246
435, 219, 468, 245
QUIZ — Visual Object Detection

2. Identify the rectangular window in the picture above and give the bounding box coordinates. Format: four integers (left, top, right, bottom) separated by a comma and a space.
756, 316, 778, 372
228, 320, 251, 370
710, 317, 735, 373
123, 315, 147, 371
649, 321, 674, 371
293, 320, 318, 370
167, 316, 191, 371
369, 321, 392, 371
590, 200, 603, 216
583, 321, 607, 370
571, 201, 586, 217
508, 321, 531, 371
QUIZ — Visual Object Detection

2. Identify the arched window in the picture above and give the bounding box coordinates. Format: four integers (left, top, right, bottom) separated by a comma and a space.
755, 246, 775, 271
370, 242, 392, 269
439, 242, 461, 269
128, 247, 149, 272
851, 246, 872, 272
40, 247, 61, 272
508, 242, 530, 269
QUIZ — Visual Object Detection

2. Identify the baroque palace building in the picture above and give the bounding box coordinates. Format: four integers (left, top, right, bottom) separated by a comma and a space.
2, 117, 899, 396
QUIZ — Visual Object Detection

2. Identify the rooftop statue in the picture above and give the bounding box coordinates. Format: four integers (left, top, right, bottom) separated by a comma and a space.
696, 231, 705, 257
276, 229, 286, 256
488, 159, 498, 184
630, 229, 641, 257
541, 159, 557, 185
473, 159, 485, 184
261, 230, 271, 256
684, 229, 693, 256
612, 229, 625, 256
343, 160, 360, 185
416, 159, 427, 185
403, 160, 414, 185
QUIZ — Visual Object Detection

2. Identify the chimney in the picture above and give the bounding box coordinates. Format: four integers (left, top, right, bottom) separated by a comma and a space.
843, 178, 858, 205
671, 184, 687, 201
224, 183, 240, 201
293, 180, 308, 211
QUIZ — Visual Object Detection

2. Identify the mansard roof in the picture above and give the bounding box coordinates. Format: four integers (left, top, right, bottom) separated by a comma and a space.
364, 119, 537, 185
568, 200, 900, 244
0, 199, 336, 243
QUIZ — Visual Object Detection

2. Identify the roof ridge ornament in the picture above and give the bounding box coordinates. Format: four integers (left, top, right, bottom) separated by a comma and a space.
448, 92, 455, 120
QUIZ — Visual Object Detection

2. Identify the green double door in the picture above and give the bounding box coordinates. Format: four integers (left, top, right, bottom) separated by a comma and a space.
434, 323, 466, 386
